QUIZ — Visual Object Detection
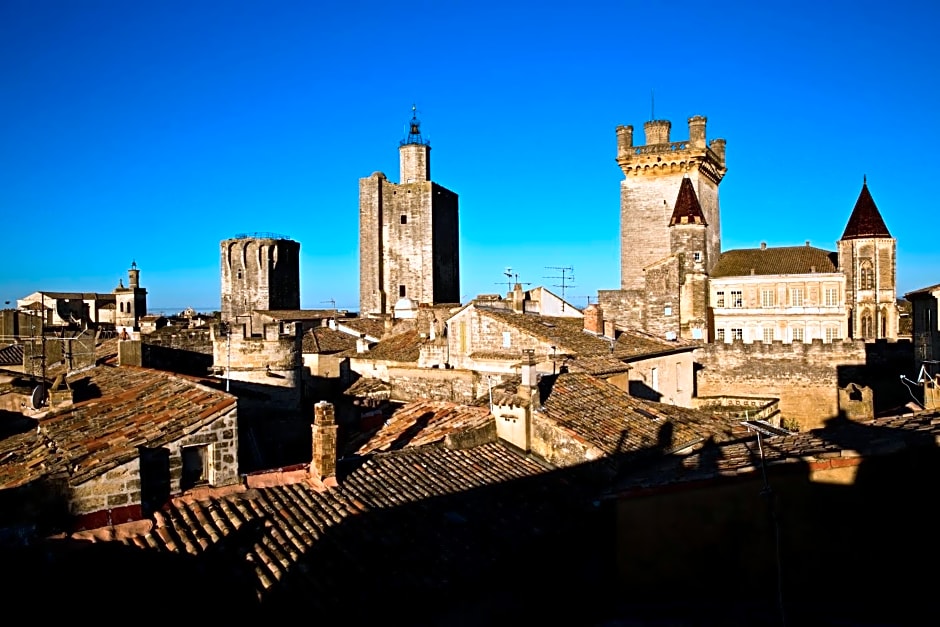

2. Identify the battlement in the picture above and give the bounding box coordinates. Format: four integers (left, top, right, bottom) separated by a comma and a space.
616, 116, 726, 183
700, 337, 868, 359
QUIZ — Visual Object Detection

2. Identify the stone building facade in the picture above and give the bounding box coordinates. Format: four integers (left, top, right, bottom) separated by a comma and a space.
211, 320, 303, 408
359, 109, 460, 317
220, 234, 300, 335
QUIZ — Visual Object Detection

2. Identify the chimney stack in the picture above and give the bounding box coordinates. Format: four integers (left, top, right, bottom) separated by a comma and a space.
583, 303, 604, 335
356, 336, 369, 353
311, 401, 338, 481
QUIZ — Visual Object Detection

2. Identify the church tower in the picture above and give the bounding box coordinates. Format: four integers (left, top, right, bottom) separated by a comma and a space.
114, 260, 147, 334
616, 116, 726, 290
838, 179, 897, 340
359, 107, 460, 317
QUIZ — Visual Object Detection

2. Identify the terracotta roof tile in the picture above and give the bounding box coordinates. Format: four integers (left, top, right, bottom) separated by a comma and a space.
352, 399, 493, 455
711, 245, 838, 277
302, 327, 357, 354
347, 328, 423, 362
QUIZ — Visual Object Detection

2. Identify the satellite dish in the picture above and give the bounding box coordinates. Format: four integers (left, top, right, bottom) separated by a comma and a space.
30, 385, 46, 410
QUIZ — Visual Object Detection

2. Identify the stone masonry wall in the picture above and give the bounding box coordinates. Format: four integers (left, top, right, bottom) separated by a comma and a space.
387, 366, 477, 404
68, 408, 239, 516
597, 289, 646, 334
696, 339, 867, 429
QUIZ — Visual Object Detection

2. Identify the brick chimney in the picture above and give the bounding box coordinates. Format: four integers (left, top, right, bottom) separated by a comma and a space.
310, 401, 338, 481
583, 303, 604, 335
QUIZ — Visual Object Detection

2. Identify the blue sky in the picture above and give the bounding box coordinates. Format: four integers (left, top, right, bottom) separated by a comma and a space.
1, 0, 937, 313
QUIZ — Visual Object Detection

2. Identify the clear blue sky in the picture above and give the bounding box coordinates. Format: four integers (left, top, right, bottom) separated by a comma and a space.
1, 0, 937, 313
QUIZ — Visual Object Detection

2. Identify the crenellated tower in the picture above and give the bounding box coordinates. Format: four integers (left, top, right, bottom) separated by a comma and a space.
220, 234, 300, 335
359, 106, 460, 317
837, 179, 897, 340
615, 115, 726, 290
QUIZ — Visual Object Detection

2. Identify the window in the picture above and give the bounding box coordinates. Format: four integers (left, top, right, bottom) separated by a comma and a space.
237, 269, 243, 280
693, 251, 702, 262
791, 287, 804, 307
731, 328, 743, 341
861, 314, 874, 339
824, 287, 838, 307
715, 291, 725, 308
676, 363, 682, 392
763, 328, 774, 343
761, 289, 775, 308
502, 331, 511, 348
730, 290, 743, 308
716, 328, 726, 342
825, 327, 839, 343
181, 445, 211, 491
400, 214, 408, 224
792, 327, 804, 343
860, 262, 874, 290
650, 367, 659, 391
399, 285, 406, 298
664, 305, 672, 316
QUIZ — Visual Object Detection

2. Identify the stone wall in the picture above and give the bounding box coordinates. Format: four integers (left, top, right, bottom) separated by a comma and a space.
386, 365, 478, 404
597, 289, 646, 333
68, 407, 238, 523
212, 322, 303, 409
220, 236, 300, 332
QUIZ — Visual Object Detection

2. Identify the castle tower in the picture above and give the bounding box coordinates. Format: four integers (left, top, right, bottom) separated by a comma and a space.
114, 260, 147, 333
359, 107, 460, 317
220, 234, 300, 335
837, 179, 897, 340
616, 115, 726, 290
668, 176, 709, 339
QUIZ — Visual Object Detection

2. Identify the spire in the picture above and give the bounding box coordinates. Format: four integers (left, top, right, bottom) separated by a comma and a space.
400, 104, 430, 147
668, 176, 707, 226
841, 178, 891, 240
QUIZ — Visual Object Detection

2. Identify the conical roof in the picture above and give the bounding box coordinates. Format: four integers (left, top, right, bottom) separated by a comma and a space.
841, 180, 890, 239
669, 177, 707, 226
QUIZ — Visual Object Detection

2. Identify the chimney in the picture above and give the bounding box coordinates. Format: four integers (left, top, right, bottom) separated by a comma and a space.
311, 401, 338, 481
511, 283, 525, 314
356, 336, 369, 353
520, 348, 538, 389
583, 303, 604, 335
760, 242, 767, 251
604, 320, 616, 339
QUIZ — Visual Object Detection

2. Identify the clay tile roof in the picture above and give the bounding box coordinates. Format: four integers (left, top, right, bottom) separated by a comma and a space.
612, 328, 694, 359
337, 318, 386, 340
841, 181, 891, 240
478, 309, 613, 358
353, 399, 493, 455
0, 364, 237, 489
538, 372, 739, 458
710, 245, 838, 278
347, 328, 422, 362
258, 309, 338, 320
668, 176, 707, 226
0, 344, 24, 367
302, 327, 357, 354
344, 376, 390, 399
904, 283, 940, 299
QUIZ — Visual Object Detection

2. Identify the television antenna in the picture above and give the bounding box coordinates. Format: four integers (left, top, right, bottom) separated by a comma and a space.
321, 299, 336, 309
498, 267, 530, 293
544, 266, 576, 309
576, 295, 594, 308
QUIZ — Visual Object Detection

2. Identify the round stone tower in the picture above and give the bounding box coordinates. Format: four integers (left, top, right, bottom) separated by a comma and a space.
220, 234, 300, 335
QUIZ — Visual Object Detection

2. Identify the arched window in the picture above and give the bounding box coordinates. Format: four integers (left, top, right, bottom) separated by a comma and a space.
861, 313, 873, 339
860, 262, 874, 290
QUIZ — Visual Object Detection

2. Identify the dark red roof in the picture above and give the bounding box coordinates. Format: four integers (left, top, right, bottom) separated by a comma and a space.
841, 181, 891, 239
668, 177, 707, 226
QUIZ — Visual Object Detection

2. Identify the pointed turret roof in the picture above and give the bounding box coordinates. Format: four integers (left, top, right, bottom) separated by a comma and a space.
841, 179, 890, 240
668, 176, 707, 227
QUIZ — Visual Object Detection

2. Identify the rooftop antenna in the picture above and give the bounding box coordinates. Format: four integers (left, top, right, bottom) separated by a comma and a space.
576, 295, 594, 308
651, 89, 655, 120
498, 267, 531, 293
544, 266, 576, 311
321, 299, 336, 309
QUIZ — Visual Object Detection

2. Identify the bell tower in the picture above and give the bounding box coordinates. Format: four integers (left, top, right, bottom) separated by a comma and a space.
359, 106, 460, 317
114, 260, 147, 334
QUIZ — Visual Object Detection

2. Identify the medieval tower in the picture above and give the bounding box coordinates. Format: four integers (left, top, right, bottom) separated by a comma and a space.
220, 234, 300, 335
838, 179, 898, 340
599, 116, 726, 339
359, 107, 460, 317
114, 260, 147, 333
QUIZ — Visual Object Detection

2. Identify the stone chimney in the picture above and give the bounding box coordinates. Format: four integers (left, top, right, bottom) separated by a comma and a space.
603, 320, 616, 339
511, 283, 525, 314
310, 401, 338, 481
356, 336, 369, 353
584, 304, 605, 336
644, 119, 671, 145
760, 242, 767, 250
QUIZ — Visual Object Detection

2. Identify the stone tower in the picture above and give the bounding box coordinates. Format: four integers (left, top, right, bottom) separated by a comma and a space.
220, 234, 300, 335
114, 260, 147, 333
359, 108, 460, 317
615, 116, 726, 290
837, 179, 897, 340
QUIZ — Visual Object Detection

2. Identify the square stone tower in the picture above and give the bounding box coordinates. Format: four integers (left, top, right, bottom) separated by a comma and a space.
359, 108, 460, 317
616, 116, 726, 290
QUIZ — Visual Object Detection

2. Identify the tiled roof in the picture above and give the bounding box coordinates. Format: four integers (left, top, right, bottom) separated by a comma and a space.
346, 328, 422, 362
538, 373, 740, 457
0, 365, 237, 489
904, 283, 940, 299
612, 328, 695, 359
258, 309, 339, 320
668, 176, 707, 226
343, 376, 390, 399
841, 181, 891, 239
0, 344, 23, 367
353, 399, 493, 455
477, 309, 614, 358
301, 327, 357, 354
336, 318, 386, 340
710, 245, 838, 277
564, 355, 632, 376
614, 411, 940, 493
111, 441, 595, 617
